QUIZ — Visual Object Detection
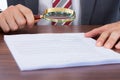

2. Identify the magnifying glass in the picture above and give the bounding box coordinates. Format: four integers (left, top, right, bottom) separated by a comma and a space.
34, 8, 76, 23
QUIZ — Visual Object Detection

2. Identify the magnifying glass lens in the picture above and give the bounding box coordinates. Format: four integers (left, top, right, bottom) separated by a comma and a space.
46, 12, 72, 19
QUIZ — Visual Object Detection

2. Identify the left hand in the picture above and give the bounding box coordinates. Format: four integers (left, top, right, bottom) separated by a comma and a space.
85, 21, 120, 49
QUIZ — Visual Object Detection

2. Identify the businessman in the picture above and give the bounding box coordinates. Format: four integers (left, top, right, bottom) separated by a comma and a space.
0, 0, 120, 49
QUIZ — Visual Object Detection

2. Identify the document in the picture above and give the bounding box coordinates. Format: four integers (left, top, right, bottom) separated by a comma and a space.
4, 33, 120, 71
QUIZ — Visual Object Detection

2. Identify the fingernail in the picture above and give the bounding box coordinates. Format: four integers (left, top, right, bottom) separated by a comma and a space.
96, 41, 102, 47
104, 43, 111, 49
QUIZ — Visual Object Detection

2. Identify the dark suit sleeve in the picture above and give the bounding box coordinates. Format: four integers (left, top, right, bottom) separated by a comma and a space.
7, 0, 38, 14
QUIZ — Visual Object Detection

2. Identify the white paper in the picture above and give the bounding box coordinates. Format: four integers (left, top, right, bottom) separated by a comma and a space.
4, 33, 120, 71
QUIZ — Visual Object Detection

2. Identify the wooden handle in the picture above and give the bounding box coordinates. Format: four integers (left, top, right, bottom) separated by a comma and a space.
34, 15, 41, 20
34, 15, 43, 20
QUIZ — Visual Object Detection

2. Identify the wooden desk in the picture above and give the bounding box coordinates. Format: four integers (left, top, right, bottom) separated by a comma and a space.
0, 25, 120, 80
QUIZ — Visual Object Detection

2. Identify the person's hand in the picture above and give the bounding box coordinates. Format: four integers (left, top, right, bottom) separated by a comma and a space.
0, 4, 35, 32
85, 21, 120, 49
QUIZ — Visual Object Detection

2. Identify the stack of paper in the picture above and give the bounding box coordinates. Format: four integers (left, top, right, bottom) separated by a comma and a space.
4, 33, 120, 71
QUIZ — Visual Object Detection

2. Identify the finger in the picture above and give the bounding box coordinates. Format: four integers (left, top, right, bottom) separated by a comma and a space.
104, 31, 120, 49
85, 25, 110, 38
16, 4, 34, 28
85, 26, 106, 38
3, 6, 18, 31
96, 31, 110, 47
115, 41, 120, 49
10, 5, 26, 29
0, 13, 10, 32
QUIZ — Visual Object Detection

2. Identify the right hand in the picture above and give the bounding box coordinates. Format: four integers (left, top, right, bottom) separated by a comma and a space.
0, 4, 35, 32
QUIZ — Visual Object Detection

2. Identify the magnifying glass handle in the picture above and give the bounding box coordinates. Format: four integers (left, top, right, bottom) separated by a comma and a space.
34, 15, 43, 23
34, 15, 43, 20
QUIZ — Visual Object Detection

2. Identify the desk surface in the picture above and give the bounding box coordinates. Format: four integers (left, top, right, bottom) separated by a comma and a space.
0, 25, 120, 80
